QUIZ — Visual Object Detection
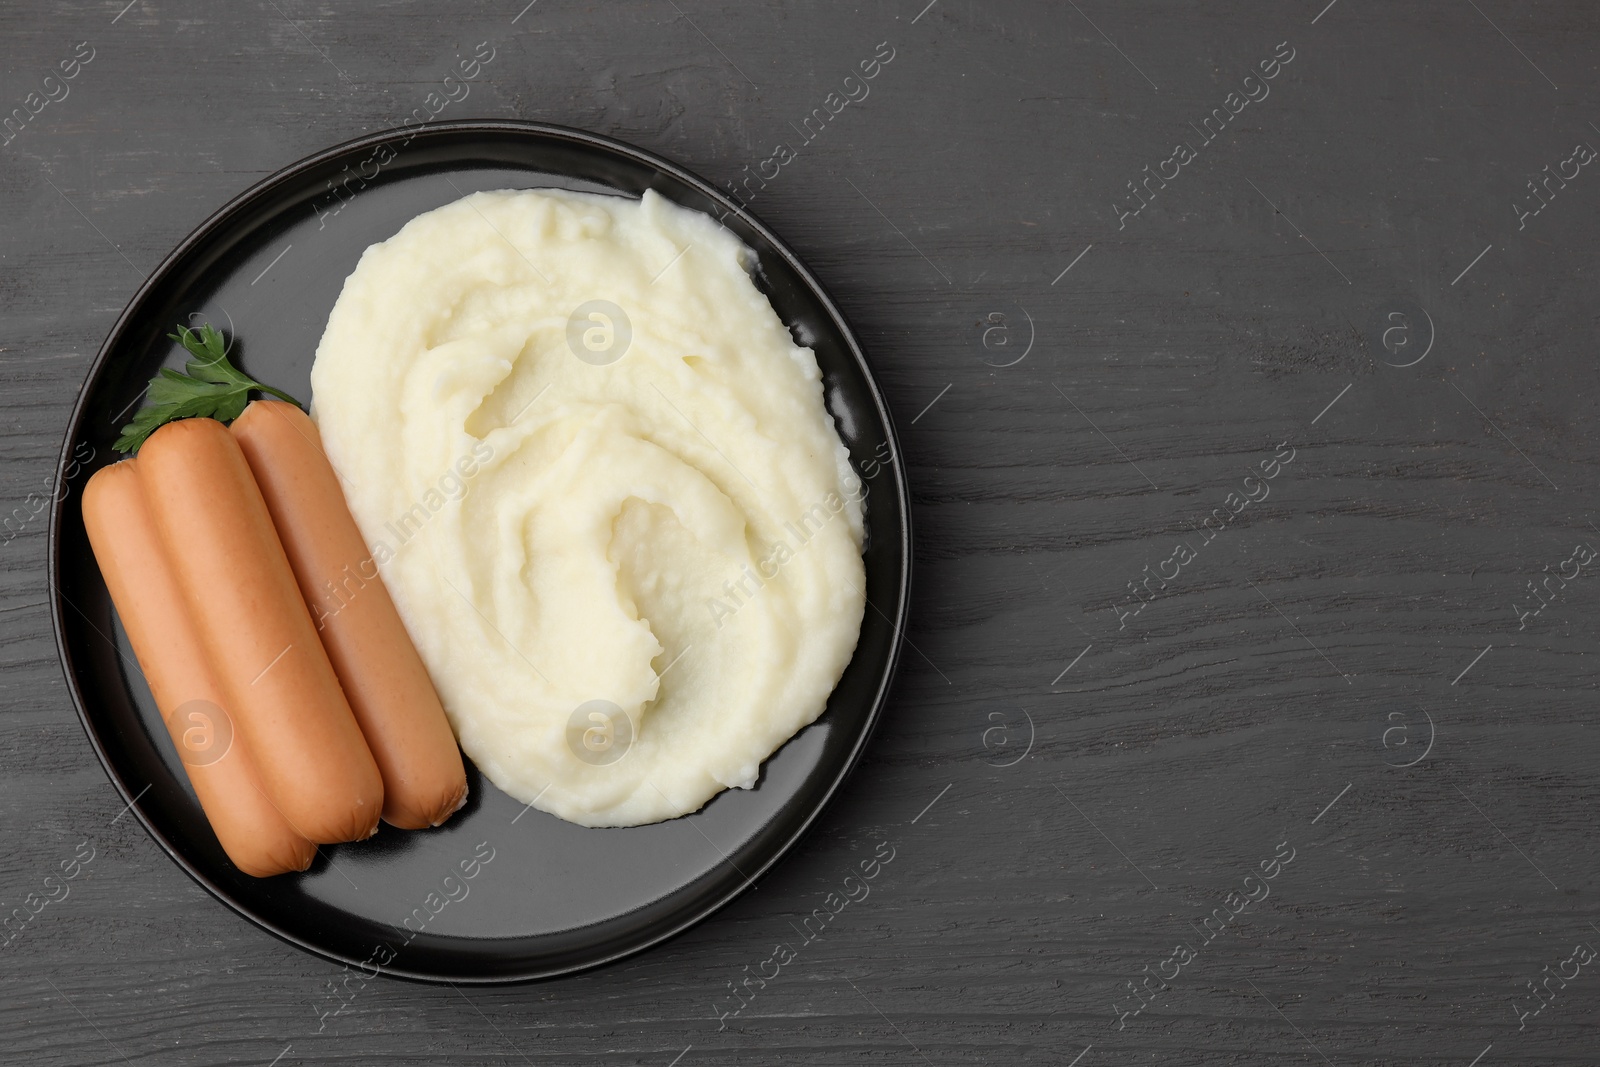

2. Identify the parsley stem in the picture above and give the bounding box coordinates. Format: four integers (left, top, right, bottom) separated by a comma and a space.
255, 384, 303, 407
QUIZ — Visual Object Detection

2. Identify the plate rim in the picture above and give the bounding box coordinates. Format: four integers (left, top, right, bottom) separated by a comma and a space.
46, 118, 913, 983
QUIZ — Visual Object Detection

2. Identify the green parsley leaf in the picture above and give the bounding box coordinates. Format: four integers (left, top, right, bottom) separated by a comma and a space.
113, 323, 302, 453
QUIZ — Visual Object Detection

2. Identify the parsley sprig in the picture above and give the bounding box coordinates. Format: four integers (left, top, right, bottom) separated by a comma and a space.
114, 323, 301, 453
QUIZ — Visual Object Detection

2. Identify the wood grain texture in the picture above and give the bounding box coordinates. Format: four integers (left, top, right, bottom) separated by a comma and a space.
3, 0, 1599, 1062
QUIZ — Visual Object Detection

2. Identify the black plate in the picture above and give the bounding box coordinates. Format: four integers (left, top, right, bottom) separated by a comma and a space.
47, 121, 910, 983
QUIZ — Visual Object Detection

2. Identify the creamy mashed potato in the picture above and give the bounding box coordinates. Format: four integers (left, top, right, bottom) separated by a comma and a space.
310, 188, 866, 827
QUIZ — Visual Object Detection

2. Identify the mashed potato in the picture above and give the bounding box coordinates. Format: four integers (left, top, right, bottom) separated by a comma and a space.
309, 188, 866, 827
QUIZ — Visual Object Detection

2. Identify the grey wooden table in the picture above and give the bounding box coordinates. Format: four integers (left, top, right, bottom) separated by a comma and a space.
4, 1, 1598, 1063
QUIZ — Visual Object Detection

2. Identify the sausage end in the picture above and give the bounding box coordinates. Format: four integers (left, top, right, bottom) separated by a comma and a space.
229, 836, 317, 878
379, 777, 469, 831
